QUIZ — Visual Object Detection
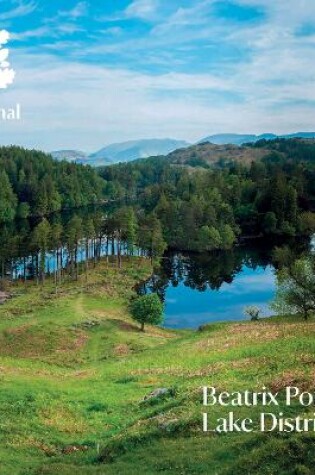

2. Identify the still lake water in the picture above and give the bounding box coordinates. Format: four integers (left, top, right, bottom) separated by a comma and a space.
2, 207, 313, 329
138, 240, 312, 329
163, 265, 275, 328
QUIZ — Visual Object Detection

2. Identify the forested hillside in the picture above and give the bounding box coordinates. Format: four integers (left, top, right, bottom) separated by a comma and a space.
100, 139, 315, 252
0, 147, 104, 222
1, 140, 315, 254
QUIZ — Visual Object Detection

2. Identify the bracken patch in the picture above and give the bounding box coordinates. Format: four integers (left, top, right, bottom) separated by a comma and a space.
270, 370, 313, 392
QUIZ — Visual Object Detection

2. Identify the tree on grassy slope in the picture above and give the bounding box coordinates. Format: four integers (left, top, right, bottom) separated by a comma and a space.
271, 257, 315, 320
130, 293, 164, 331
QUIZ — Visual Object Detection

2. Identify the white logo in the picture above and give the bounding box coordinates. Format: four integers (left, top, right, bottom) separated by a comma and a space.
0, 30, 15, 89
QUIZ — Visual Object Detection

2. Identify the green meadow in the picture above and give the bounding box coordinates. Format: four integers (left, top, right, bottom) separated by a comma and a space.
0, 257, 314, 475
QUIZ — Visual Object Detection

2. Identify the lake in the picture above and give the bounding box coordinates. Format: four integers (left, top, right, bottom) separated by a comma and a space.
0, 209, 312, 329
137, 239, 311, 329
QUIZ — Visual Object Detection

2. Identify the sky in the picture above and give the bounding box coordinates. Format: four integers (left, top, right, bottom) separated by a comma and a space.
0, 0, 315, 152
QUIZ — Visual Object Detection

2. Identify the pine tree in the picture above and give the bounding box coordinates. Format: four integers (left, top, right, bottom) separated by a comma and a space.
0, 170, 17, 222
32, 219, 51, 283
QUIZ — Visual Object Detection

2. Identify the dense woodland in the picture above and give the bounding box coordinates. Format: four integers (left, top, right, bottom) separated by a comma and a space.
100, 139, 315, 252
1, 140, 315, 267
0, 146, 104, 221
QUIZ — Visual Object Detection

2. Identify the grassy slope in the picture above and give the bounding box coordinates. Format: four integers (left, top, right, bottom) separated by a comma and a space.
0, 258, 314, 474
167, 142, 271, 166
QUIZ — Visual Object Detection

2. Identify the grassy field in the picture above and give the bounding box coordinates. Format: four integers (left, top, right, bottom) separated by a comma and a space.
0, 257, 314, 474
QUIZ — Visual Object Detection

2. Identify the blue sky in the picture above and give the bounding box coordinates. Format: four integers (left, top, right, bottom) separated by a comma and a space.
0, 0, 315, 151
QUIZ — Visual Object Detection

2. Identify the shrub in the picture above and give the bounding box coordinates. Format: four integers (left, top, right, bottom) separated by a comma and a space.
244, 305, 260, 321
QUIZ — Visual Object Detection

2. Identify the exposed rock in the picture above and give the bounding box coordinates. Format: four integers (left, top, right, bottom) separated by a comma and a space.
143, 388, 172, 401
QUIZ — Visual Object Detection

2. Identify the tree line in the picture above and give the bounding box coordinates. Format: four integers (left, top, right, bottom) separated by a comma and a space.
0, 206, 166, 284
0, 146, 104, 222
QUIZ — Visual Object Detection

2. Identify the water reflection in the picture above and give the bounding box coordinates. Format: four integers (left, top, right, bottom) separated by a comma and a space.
137, 241, 309, 329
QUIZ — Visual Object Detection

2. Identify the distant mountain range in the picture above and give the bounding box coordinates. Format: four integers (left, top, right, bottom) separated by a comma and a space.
199, 132, 315, 145
89, 139, 189, 164
51, 139, 189, 166
51, 133, 315, 166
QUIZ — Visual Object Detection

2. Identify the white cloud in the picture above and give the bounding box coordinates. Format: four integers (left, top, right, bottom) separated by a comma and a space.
153, 0, 215, 32
0, 30, 10, 44
0, 1, 37, 21
12, 26, 51, 40
0, 30, 15, 89
0, 66, 15, 88
58, 1, 89, 19
1, 46, 315, 151
237, 0, 315, 25
125, 0, 159, 20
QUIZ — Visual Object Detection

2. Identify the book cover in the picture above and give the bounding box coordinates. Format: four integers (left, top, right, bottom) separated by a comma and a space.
0, 1, 315, 474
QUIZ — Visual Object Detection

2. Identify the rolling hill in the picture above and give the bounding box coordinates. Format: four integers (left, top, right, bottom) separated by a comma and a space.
166, 142, 271, 167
